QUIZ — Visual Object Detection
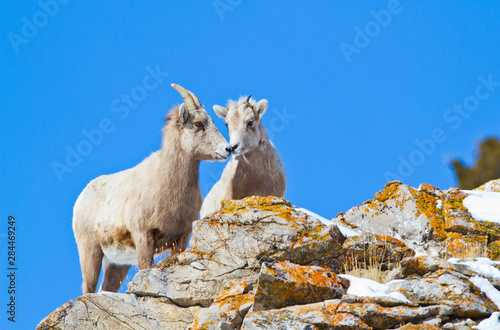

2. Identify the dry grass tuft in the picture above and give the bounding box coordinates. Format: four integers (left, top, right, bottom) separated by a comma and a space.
343, 239, 401, 284
155, 252, 180, 270
343, 252, 398, 284
153, 242, 183, 270
450, 239, 489, 260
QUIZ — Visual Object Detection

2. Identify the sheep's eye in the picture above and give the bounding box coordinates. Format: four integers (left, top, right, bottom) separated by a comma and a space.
247, 121, 254, 127
194, 122, 203, 128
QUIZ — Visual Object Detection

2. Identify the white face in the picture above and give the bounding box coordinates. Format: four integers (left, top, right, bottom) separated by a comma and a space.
213, 97, 268, 156
177, 104, 231, 161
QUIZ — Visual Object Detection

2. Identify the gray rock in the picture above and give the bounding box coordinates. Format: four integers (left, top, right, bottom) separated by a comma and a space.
336, 303, 443, 329
187, 282, 253, 330
36, 292, 200, 330
399, 255, 475, 279
388, 272, 497, 318
340, 294, 418, 307
490, 278, 500, 291
242, 300, 370, 330
129, 261, 257, 307
335, 182, 434, 255
422, 316, 447, 327
252, 261, 348, 311
336, 182, 500, 259
442, 318, 478, 330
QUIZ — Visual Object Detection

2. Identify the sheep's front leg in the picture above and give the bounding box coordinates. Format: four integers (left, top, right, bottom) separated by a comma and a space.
135, 232, 155, 270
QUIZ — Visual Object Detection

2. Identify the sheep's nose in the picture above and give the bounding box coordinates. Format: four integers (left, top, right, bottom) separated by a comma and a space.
225, 146, 232, 153
231, 144, 239, 152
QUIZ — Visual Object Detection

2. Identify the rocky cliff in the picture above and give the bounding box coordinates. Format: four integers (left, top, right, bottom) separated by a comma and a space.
38, 180, 500, 329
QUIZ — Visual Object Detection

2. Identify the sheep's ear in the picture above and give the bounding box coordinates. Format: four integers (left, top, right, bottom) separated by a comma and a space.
213, 105, 228, 119
178, 104, 189, 124
255, 99, 268, 119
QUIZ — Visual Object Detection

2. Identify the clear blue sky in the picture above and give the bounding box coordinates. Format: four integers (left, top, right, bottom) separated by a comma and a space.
1, 1, 499, 328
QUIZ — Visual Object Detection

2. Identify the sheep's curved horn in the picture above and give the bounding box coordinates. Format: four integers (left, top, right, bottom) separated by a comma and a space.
171, 84, 197, 111
246, 95, 252, 104
187, 90, 202, 108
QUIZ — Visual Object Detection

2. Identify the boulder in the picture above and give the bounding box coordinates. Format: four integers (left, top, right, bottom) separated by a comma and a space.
334, 182, 438, 255
398, 255, 474, 278
242, 300, 371, 330
388, 270, 497, 318
336, 181, 500, 259
335, 303, 444, 329
188, 282, 254, 330
36, 293, 200, 330
252, 261, 348, 311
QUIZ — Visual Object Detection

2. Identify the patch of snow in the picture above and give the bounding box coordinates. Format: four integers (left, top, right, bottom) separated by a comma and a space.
332, 223, 360, 237
436, 200, 442, 209
462, 190, 500, 223
339, 274, 411, 303
470, 276, 500, 309
448, 258, 500, 279
296, 207, 359, 237
296, 207, 332, 225
474, 312, 500, 330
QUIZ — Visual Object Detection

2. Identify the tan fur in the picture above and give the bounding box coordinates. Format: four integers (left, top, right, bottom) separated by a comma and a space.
73, 97, 230, 294
200, 96, 286, 218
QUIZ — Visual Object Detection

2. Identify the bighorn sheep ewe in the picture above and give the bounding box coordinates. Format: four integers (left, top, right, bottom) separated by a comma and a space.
200, 96, 286, 218
73, 84, 231, 293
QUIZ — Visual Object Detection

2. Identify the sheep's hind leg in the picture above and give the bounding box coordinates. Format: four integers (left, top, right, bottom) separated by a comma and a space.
101, 258, 130, 293
79, 239, 104, 294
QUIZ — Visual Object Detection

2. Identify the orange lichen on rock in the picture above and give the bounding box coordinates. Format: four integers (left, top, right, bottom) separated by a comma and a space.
244, 300, 372, 330
37, 300, 73, 329
253, 261, 348, 311
357, 181, 499, 259
213, 282, 250, 303
438, 187, 500, 258
474, 179, 500, 192
274, 261, 349, 289
372, 181, 404, 205
413, 187, 445, 239
189, 282, 254, 330
444, 234, 488, 259
489, 240, 500, 259
397, 324, 441, 330
219, 196, 292, 216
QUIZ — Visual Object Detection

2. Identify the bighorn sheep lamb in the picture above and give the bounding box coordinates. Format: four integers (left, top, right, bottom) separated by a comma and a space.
200, 96, 286, 218
73, 84, 231, 293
